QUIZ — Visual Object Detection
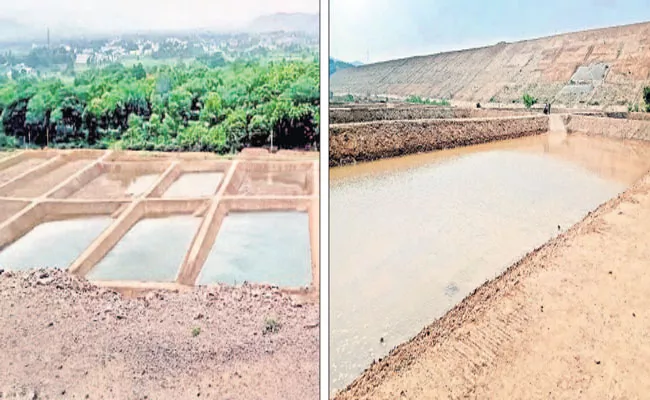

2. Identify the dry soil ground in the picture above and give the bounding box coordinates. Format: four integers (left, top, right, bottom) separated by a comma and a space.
0, 270, 319, 399
336, 171, 650, 399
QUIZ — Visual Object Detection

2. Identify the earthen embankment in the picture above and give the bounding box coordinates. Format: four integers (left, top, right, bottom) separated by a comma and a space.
329, 107, 534, 124
329, 115, 548, 166
567, 114, 650, 141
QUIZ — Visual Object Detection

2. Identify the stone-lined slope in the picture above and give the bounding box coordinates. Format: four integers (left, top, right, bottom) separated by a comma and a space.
331, 21, 650, 108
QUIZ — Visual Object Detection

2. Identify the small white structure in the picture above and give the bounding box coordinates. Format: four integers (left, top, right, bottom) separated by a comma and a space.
75, 54, 90, 65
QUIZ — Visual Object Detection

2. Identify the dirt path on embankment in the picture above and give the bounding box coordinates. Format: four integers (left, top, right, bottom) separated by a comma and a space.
335, 171, 650, 399
0, 270, 319, 399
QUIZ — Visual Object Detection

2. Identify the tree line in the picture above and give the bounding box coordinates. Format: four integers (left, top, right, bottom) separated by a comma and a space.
0, 59, 319, 152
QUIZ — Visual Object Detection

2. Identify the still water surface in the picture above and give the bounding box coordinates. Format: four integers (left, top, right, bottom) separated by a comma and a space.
330, 132, 650, 392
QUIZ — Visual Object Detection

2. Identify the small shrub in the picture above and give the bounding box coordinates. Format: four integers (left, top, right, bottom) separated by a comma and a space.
0, 133, 18, 149
489, 96, 496, 103
191, 327, 201, 337
644, 87, 650, 112
406, 95, 450, 106
523, 93, 538, 109
344, 94, 354, 102
406, 95, 424, 104
264, 318, 281, 334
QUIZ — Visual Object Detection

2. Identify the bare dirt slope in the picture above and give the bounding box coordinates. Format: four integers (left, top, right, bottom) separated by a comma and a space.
335, 172, 650, 399
331, 21, 650, 108
0, 270, 319, 399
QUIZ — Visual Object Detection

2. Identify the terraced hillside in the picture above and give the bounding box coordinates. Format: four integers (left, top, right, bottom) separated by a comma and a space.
330, 21, 650, 108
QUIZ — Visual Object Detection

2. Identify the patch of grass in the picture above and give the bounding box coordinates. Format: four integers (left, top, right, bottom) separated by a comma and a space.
264, 318, 281, 334
191, 327, 201, 337
405, 95, 450, 106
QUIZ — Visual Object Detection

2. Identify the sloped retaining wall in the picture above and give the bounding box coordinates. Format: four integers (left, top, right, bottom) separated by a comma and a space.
330, 115, 549, 166
566, 115, 650, 141
330, 107, 535, 124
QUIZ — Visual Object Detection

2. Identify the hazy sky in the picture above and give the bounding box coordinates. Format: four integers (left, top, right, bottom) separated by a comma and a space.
1, 0, 319, 34
331, 0, 650, 63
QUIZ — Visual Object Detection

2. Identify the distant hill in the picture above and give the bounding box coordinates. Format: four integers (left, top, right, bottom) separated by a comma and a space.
331, 21, 650, 108
329, 58, 356, 76
248, 13, 319, 35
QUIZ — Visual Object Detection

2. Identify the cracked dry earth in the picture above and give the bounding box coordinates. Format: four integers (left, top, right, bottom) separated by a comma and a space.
0, 270, 319, 399
336, 173, 650, 399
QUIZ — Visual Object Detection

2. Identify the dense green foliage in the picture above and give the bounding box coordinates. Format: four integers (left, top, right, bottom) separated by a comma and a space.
405, 95, 450, 106
0, 60, 319, 152
522, 93, 538, 109
644, 87, 650, 112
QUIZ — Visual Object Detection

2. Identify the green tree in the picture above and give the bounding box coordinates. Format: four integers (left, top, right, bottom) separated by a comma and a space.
0, 58, 319, 152
132, 63, 147, 80
523, 93, 538, 109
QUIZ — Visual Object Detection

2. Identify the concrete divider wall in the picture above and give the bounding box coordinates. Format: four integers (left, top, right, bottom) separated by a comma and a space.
68, 202, 146, 275
330, 116, 549, 166
0, 203, 45, 248
0, 156, 65, 196
566, 115, 650, 141
0, 150, 320, 295
0, 200, 30, 225
48, 162, 104, 199
145, 162, 182, 198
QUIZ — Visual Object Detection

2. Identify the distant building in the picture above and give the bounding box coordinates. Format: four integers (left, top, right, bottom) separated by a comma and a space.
9, 64, 36, 78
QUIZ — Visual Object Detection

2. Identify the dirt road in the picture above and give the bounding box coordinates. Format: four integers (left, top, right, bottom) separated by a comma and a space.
0, 271, 319, 399
335, 172, 650, 399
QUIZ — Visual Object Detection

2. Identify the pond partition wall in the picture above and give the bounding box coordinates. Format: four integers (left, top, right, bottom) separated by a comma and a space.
0, 150, 319, 296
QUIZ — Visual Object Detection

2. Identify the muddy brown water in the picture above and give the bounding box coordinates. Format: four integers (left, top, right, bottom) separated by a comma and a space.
329, 132, 650, 392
